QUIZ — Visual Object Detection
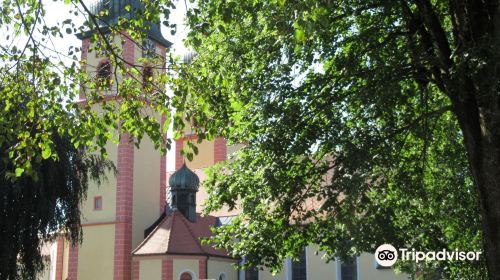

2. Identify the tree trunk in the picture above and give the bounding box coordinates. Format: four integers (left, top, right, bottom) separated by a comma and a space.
477, 146, 500, 280
454, 97, 500, 279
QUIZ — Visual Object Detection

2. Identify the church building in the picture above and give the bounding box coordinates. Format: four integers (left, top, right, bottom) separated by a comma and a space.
38, 0, 409, 279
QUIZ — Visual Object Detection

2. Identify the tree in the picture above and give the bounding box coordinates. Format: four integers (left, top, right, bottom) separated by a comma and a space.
0, 58, 116, 279
0, 0, 175, 278
172, 0, 500, 278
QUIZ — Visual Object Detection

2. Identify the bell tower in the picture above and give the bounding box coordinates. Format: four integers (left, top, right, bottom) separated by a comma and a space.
68, 1, 171, 280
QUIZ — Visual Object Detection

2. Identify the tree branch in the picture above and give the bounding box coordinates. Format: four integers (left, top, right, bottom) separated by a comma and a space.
414, 0, 452, 70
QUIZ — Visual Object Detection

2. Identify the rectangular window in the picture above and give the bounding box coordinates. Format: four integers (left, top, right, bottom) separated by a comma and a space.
245, 266, 259, 280
94, 196, 103, 210
340, 257, 357, 280
292, 248, 307, 280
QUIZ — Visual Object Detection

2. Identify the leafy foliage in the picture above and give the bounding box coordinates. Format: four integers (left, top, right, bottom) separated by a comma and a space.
173, 0, 498, 278
0, 57, 118, 279
0, 132, 114, 279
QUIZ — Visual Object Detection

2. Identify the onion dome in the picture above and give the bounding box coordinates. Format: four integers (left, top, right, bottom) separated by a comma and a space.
169, 163, 199, 191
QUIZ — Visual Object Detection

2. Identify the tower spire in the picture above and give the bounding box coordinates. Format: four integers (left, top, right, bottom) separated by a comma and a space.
79, 0, 171, 47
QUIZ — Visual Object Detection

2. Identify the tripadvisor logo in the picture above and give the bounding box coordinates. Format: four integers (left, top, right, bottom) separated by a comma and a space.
375, 244, 398, 267
374, 244, 482, 267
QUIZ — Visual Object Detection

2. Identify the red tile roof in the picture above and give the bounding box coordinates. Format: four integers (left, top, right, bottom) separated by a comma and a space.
132, 210, 234, 258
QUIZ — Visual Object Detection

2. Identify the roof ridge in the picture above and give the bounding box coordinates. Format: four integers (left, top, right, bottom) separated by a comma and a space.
177, 212, 206, 254
165, 211, 177, 253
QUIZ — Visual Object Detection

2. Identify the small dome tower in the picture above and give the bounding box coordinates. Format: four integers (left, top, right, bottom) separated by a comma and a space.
169, 163, 199, 222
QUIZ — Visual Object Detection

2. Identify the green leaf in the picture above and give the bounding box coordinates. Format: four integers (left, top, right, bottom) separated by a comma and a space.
15, 167, 24, 177
41, 146, 52, 159
293, 21, 305, 42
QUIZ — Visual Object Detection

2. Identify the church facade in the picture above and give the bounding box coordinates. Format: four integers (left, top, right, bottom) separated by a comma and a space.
38, 1, 409, 279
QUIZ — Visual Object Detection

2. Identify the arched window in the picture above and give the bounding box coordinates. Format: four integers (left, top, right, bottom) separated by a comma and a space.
96, 60, 112, 89
180, 272, 193, 280
142, 65, 154, 91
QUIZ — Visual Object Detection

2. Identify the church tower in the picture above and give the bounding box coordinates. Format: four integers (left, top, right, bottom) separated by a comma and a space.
68, 1, 171, 279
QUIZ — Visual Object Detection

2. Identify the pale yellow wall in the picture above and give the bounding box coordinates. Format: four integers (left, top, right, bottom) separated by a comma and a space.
207, 259, 238, 280
173, 259, 199, 280
185, 139, 214, 170
84, 34, 164, 245
132, 132, 161, 248
139, 259, 162, 280
78, 35, 166, 280
306, 244, 336, 280
358, 253, 408, 280
77, 224, 115, 280
258, 246, 408, 280
80, 138, 117, 224
78, 38, 119, 280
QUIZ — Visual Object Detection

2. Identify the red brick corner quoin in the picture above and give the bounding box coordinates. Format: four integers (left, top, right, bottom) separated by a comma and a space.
113, 35, 136, 280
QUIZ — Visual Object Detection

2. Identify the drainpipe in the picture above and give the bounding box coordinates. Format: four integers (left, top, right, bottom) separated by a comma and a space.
237, 258, 241, 280
205, 255, 209, 280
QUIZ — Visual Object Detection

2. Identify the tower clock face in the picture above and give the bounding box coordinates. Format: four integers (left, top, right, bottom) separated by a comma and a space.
142, 39, 156, 58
